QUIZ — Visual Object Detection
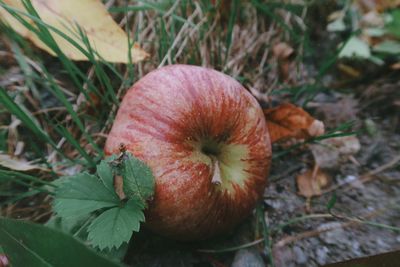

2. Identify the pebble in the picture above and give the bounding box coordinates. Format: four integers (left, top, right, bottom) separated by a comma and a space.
375, 238, 390, 250
231, 249, 264, 267
315, 246, 329, 266
318, 222, 349, 246
351, 240, 362, 257
293, 245, 308, 264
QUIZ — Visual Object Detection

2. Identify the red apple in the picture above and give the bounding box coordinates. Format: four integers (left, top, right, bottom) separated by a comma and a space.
105, 65, 271, 240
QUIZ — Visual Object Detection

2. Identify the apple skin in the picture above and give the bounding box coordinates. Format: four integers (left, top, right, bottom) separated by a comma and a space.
105, 65, 271, 240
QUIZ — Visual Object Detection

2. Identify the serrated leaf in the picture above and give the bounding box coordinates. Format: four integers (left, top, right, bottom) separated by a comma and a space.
122, 153, 155, 204
0, 217, 120, 267
87, 199, 145, 250
97, 159, 115, 194
54, 172, 120, 218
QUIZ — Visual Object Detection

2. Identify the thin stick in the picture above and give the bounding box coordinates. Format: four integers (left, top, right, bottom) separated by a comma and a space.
322, 154, 400, 194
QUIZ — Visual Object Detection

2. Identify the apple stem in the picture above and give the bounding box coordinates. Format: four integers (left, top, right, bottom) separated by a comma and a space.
210, 156, 222, 185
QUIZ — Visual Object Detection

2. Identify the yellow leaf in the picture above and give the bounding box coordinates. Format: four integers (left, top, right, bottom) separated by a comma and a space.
0, 0, 149, 63
0, 154, 46, 172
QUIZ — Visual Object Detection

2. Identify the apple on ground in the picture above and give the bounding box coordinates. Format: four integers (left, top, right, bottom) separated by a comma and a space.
105, 65, 271, 240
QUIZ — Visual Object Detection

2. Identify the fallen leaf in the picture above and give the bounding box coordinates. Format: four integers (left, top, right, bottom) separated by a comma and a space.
264, 103, 325, 144
0, 154, 46, 171
339, 36, 371, 59
0, 0, 149, 63
373, 40, 400, 54
360, 11, 384, 28
296, 168, 331, 198
273, 42, 295, 83
327, 11, 346, 32
356, 0, 400, 12
327, 18, 346, 32
309, 135, 361, 169
273, 42, 294, 60
390, 62, 400, 69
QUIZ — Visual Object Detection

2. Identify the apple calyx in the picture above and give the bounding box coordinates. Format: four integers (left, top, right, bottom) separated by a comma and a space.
209, 155, 222, 185
198, 138, 223, 186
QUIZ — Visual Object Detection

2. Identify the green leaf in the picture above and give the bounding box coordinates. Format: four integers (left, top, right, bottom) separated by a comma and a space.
45, 215, 90, 236
327, 18, 346, 32
87, 199, 145, 250
373, 40, 400, 55
53, 173, 120, 218
364, 27, 386, 37
122, 153, 155, 204
52, 154, 155, 251
386, 9, 400, 38
339, 36, 371, 59
97, 158, 116, 194
0, 217, 120, 267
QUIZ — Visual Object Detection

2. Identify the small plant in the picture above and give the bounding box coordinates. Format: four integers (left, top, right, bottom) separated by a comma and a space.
53, 150, 155, 251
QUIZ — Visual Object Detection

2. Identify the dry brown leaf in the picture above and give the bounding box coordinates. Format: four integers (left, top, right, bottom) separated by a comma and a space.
296, 168, 331, 198
357, 0, 400, 12
0, 153, 46, 171
309, 135, 361, 169
272, 42, 295, 83
272, 42, 294, 60
360, 11, 384, 27
264, 103, 325, 144
391, 62, 400, 70
0, 0, 149, 63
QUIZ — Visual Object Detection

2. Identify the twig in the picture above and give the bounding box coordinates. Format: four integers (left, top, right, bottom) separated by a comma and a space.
197, 238, 264, 254
322, 154, 400, 194
274, 205, 392, 248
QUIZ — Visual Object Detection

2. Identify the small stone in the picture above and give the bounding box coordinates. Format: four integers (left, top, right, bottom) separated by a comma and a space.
232, 249, 264, 267
293, 246, 307, 264
348, 240, 362, 257
316, 246, 329, 265
344, 175, 356, 183
273, 246, 296, 267
318, 222, 348, 246
264, 199, 283, 210
375, 238, 390, 250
